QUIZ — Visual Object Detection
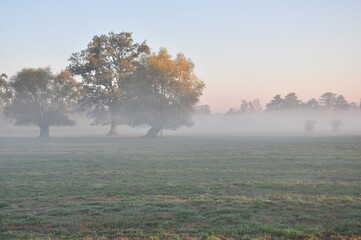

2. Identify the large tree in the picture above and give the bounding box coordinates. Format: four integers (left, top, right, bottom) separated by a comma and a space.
68, 32, 150, 136
6, 68, 80, 137
124, 48, 205, 137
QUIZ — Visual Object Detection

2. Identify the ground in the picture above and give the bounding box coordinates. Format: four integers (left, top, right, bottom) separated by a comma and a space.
0, 136, 360, 240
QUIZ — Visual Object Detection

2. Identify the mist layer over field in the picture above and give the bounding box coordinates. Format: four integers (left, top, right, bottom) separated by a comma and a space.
186, 111, 361, 136
1, 111, 360, 137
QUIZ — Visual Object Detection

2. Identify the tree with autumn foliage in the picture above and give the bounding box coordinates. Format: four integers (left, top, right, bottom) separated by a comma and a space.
6, 68, 81, 137
123, 48, 205, 137
68, 32, 150, 136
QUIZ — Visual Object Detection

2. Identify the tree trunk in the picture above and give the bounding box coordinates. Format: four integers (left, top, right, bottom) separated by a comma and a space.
107, 122, 118, 136
144, 126, 162, 138
107, 113, 118, 136
39, 124, 49, 138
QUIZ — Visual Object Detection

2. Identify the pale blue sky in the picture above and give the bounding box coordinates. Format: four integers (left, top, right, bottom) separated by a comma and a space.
1, 0, 360, 112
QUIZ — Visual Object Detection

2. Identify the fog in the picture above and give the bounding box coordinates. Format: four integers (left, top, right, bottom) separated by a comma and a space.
183, 111, 361, 136
1, 110, 361, 138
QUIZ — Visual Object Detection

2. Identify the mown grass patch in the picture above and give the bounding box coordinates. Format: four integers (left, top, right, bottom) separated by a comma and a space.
0, 136, 360, 239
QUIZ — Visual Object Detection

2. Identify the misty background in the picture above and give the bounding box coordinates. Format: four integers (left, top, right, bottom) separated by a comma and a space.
1, 111, 361, 137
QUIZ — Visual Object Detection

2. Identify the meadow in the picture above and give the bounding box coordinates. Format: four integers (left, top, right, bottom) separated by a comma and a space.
0, 136, 360, 240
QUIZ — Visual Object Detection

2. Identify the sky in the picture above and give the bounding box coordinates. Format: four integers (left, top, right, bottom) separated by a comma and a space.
1, 0, 360, 113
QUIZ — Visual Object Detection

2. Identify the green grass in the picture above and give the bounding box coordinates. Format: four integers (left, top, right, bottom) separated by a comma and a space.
0, 136, 360, 240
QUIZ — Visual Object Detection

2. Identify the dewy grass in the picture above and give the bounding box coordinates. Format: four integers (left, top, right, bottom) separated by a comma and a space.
0, 136, 360, 239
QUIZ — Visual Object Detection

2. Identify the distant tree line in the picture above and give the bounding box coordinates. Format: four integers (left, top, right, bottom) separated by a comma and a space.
227, 92, 360, 115
0, 32, 205, 137
266, 92, 359, 112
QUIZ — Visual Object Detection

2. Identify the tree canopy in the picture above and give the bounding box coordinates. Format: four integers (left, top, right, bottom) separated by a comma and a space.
6, 68, 80, 137
68, 32, 150, 135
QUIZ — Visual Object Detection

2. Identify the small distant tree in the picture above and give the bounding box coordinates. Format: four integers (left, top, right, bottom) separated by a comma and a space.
249, 99, 263, 112
124, 48, 205, 137
240, 100, 249, 113
68, 32, 150, 135
226, 108, 240, 115
319, 92, 337, 111
304, 120, 316, 133
334, 95, 350, 111
329, 119, 343, 132
281, 92, 302, 109
240, 99, 262, 113
304, 98, 320, 110
6, 68, 81, 137
195, 104, 211, 115
265, 95, 283, 111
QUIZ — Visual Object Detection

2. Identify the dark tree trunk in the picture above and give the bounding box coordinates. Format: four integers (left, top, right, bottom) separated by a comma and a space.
107, 122, 118, 136
144, 126, 162, 138
39, 124, 49, 138
107, 113, 118, 136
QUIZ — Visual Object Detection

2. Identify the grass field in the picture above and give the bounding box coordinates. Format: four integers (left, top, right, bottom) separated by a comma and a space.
0, 136, 360, 240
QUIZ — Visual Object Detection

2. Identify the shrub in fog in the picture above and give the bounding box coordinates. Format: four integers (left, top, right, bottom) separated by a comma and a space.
329, 119, 343, 132
304, 120, 316, 133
